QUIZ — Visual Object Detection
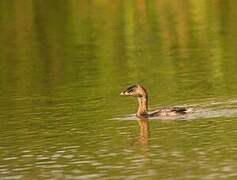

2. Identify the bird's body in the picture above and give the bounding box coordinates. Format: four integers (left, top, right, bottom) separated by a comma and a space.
149, 107, 189, 117
120, 84, 191, 118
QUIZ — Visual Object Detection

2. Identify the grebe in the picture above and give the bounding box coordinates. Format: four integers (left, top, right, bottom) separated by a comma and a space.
120, 84, 191, 118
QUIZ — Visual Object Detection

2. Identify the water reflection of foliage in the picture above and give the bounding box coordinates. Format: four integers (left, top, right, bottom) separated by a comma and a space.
0, 0, 237, 101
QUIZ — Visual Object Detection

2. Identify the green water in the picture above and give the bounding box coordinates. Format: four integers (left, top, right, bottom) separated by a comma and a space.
1, 0, 237, 179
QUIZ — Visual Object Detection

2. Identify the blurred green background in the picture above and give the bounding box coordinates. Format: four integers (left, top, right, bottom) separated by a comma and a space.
0, 0, 237, 179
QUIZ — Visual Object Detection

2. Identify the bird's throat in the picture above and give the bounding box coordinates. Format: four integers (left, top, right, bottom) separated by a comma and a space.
137, 96, 148, 117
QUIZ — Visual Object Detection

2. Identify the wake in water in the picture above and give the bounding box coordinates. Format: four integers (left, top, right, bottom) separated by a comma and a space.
114, 98, 237, 121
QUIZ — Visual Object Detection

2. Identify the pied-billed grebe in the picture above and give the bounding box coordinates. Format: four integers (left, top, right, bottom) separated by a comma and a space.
120, 84, 191, 118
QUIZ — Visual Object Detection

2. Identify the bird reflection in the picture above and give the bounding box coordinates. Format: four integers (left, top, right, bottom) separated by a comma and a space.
137, 117, 150, 145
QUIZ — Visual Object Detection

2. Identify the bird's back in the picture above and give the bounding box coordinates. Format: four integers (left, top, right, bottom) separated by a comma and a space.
149, 107, 191, 117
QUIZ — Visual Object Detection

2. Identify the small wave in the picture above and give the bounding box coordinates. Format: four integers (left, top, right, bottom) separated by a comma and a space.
113, 98, 237, 121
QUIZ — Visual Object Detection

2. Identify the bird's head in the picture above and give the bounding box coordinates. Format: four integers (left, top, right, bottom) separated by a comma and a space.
120, 84, 147, 98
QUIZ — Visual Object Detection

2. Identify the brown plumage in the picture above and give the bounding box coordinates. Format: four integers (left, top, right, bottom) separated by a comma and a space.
120, 84, 190, 118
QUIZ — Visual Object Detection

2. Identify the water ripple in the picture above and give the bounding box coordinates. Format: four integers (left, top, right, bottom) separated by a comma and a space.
114, 98, 237, 121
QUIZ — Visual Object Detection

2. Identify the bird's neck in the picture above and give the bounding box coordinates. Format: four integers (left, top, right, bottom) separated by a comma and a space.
137, 96, 148, 117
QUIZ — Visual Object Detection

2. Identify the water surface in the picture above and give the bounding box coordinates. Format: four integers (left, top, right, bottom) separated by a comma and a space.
0, 0, 237, 179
